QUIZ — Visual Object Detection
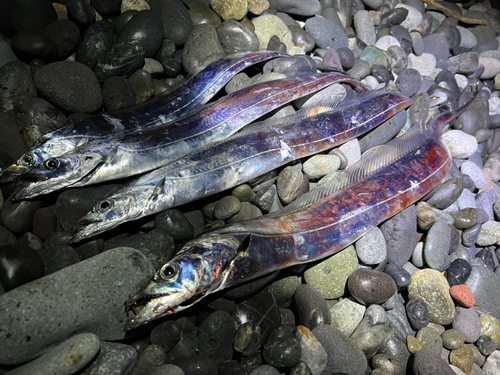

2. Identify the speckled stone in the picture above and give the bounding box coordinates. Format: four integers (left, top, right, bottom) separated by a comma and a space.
211, 0, 248, 21
476, 335, 497, 356
380, 204, 417, 266
453, 307, 481, 344
348, 268, 396, 305
354, 227, 387, 265
408, 269, 456, 325
450, 346, 474, 375
252, 14, 294, 51
412, 349, 455, 375
269, 276, 300, 308
328, 298, 365, 337
481, 314, 500, 349
476, 221, 500, 246
424, 220, 452, 271
417, 326, 443, 356
304, 16, 349, 50
442, 130, 479, 159
303, 245, 358, 299
295, 325, 327, 375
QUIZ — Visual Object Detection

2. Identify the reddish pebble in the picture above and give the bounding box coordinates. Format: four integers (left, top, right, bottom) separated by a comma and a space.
450, 285, 476, 308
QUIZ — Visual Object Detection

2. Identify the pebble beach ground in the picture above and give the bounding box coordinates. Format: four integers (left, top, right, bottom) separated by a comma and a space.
1, 0, 500, 374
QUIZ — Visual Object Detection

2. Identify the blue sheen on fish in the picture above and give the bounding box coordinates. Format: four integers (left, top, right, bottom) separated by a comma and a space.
124, 92, 475, 330
0, 51, 288, 183
15, 72, 368, 200
72, 90, 411, 242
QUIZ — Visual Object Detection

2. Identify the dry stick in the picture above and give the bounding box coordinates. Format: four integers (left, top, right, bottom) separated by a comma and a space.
422, 0, 489, 25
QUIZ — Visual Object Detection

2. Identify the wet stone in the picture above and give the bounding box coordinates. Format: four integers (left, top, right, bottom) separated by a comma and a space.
408, 269, 456, 325
426, 177, 464, 210
380, 204, 417, 266
407, 335, 423, 354
94, 40, 146, 81
217, 20, 259, 53
424, 220, 452, 271
263, 336, 301, 369
80, 341, 137, 375
350, 305, 393, 359
0, 243, 44, 291
149, 320, 182, 352
447, 258, 472, 287
417, 326, 443, 356
406, 296, 429, 331
293, 284, 331, 330
75, 20, 116, 70
198, 310, 237, 362
348, 268, 396, 305
384, 263, 411, 291
451, 208, 478, 229
303, 244, 358, 300
116, 10, 163, 58
149, 0, 192, 46
452, 307, 481, 344
154, 209, 195, 241
234, 322, 262, 357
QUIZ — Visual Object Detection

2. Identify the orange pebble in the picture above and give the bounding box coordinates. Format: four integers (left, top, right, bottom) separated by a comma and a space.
450, 285, 476, 308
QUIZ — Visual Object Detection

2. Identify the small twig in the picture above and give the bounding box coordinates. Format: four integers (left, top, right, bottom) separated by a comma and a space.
422, 0, 489, 25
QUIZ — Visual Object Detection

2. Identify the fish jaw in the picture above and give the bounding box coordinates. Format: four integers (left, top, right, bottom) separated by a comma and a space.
0, 150, 44, 184
13, 150, 108, 200
72, 186, 157, 242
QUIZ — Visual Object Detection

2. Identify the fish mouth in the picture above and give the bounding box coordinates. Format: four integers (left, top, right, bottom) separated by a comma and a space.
71, 216, 121, 243
0, 165, 30, 184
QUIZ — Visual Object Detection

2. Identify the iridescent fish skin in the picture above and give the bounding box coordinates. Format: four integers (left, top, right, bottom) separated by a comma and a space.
73, 90, 411, 242
15, 72, 368, 200
0, 51, 288, 183
125, 94, 475, 329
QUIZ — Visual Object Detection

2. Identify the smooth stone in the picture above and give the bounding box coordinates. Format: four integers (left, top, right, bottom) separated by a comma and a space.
80, 341, 137, 375
348, 268, 396, 305
8, 333, 100, 375
94, 40, 146, 81
0, 243, 44, 291
0, 0, 57, 37
226, 202, 263, 224
305, 16, 349, 50
384, 263, 411, 290
198, 310, 237, 362
116, 10, 163, 58
250, 365, 280, 375
336, 47, 355, 70
477, 221, 500, 246
217, 20, 259, 53
355, 227, 387, 265
406, 295, 429, 331
75, 20, 115, 70
482, 350, 500, 374
412, 349, 455, 375
456, 25, 477, 49
328, 298, 365, 337
358, 109, 407, 152
463, 224, 482, 248
466, 265, 500, 320
263, 336, 301, 368
395, 68, 422, 97
378, 8, 408, 29
213, 195, 242, 220
408, 52, 436, 77
211, 0, 248, 21
346, 58, 371, 80
380, 204, 417, 266
354, 10, 375, 46
371, 64, 394, 83
481, 314, 500, 350
234, 322, 261, 357
102, 76, 136, 111
232, 184, 256, 203
253, 184, 278, 213
252, 14, 294, 52
451, 208, 479, 229
424, 220, 452, 271
407, 335, 423, 353
247, 0, 269, 15
449, 52, 479, 75
149, 0, 192, 45
172, 354, 219, 374
442, 328, 465, 350
461, 161, 486, 189
447, 258, 472, 286
375, 35, 401, 51
1, 190, 42, 235
476, 191, 498, 222
426, 177, 464, 210
293, 284, 331, 330
408, 269, 456, 325
453, 307, 482, 344
268, 0, 320, 16
128, 69, 154, 103
477, 335, 497, 356
269, 275, 300, 308
450, 346, 474, 375
450, 284, 476, 308
0, 248, 154, 364
417, 326, 443, 355
150, 320, 182, 352
422, 33, 450, 61
457, 189, 478, 211
303, 244, 358, 300
359, 45, 390, 68
454, 97, 490, 135
302, 154, 340, 179
387, 45, 408, 74
311, 324, 367, 375
350, 305, 393, 359
412, 241, 425, 268
164, 317, 197, 362
394, 4, 422, 31
182, 24, 225, 75
416, 201, 437, 229
11, 30, 57, 63
277, 166, 309, 204
288, 25, 315, 53
480, 57, 500, 79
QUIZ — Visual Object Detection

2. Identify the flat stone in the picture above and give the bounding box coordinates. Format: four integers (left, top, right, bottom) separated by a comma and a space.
380, 204, 417, 266
424, 220, 452, 271
466, 265, 500, 320
354, 227, 387, 265
477, 221, 500, 246
0, 248, 154, 365
442, 130, 479, 159
252, 14, 294, 51
329, 298, 365, 337
304, 16, 349, 50
408, 269, 456, 325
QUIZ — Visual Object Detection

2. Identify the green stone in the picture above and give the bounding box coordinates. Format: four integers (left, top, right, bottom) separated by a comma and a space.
359, 46, 391, 68
269, 276, 300, 308
450, 346, 474, 375
407, 335, 423, 353
480, 314, 500, 349
183, 0, 221, 27
408, 269, 456, 325
441, 329, 465, 350
252, 14, 294, 51
329, 298, 365, 337
303, 245, 358, 299
416, 326, 443, 356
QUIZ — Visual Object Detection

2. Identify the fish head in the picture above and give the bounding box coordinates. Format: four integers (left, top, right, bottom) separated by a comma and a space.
125, 234, 242, 329
13, 149, 108, 200
0, 150, 45, 184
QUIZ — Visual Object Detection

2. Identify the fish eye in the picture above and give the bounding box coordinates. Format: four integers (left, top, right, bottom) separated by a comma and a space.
22, 154, 35, 167
44, 158, 60, 170
98, 199, 113, 212
159, 262, 180, 281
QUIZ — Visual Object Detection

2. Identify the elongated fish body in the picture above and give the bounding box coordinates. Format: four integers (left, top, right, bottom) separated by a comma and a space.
15, 72, 368, 199
0, 51, 288, 184
124, 94, 475, 329
73, 90, 411, 241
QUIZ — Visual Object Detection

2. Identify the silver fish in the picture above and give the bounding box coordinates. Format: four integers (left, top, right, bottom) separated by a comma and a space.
72, 90, 411, 242
15, 73, 368, 200
0, 51, 288, 184
123, 93, 475, 329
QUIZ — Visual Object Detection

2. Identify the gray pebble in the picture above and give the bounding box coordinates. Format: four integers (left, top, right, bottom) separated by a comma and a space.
426, 177, 464, 210
355, 227, 387, 265
412, 349, 455, 375
277, 166, 309, 204
0, 248, 154, 365
346, 58, 371, 80
81, 341, 137, 375
304, 16, 349, 50
154, 209, 195, 241
380, 204, 417, 266
452, 307, 481, 344
182, 24, 225, 75
293, 284, 331, 330
466, 265, 500, 320
461, 160, 485, 189
424, 220, 452, 271
354, 10, 375, 46
302, 154, 340, 179
476, 190, 498, 221
329, 298, 366, 337
476, 335, 497, 356
217, 20, 259, 53
395, 68, 421, 97
214, 195, 242, 220
358, 109, 407, 153
387, 45, 408, 74
130, 344, 167, 375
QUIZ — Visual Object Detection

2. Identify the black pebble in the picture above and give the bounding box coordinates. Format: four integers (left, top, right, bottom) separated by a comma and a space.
10, 30, 58, 63
43, 20, 80, 59
384, 263, 411, 290
37, 245, 81, 274
406, 295, 429, 331
476, 335, 497, 356
0, 243, 44, 290
0, 225, 17, 248
476, 248, 497, 270
162, 59, 182, 78
155, 209, 195, 241
90, 0, 122, 18
155, 39, 176, 63
0, 61, 37, 106
32, 206, 57, 240
172, 355, 219, 375
0, 0, 58, 37
198, 310, 237, 362
165, 317, 198, 362
234, 322, 262, 357
372, 64, 394, 83
267, 35, 287, 53
67, 0, 96, 32
149, 0, 193, 46
112, 10, 138, 33
149, 320, 182, 352
117, 10, 164, 58
263, 336, 302, 369
447, 258, 472, 286
75, 20, 116, 70
378, 8, 408, 29
293, 284, 331, 330
94, 40, 145, 81
102, 76, 136, 111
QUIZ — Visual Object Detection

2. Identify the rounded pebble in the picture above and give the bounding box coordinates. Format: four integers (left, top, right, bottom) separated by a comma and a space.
348, 268, 397, 305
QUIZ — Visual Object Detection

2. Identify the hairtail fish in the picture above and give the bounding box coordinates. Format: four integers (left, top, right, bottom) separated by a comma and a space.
72, 90, 411, 242
14, 72, 368, 200
0, 51, 288, 184
124, 92, 475, 329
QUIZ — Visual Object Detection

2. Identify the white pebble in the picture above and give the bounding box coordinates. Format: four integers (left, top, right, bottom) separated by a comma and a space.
303, 154, 340, 179
395, 4, 423, 31
374, 36, 400, 51
454, 74, 468, 89
407, 53, 437, 77
360, 75, 379, 90
457, 189, 478, 210
442, 130, 478, 159
477, 221, 500, 246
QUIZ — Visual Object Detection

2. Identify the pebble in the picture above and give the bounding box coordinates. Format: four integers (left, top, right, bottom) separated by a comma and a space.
443, 130, 479, 159
380, 204, 417, 266
394, 4, 422, 32
0, 247, 154, 364
384, 263, 411, 290
226, 202, 263, 224
268, 0, 320, 16
482, 350, 500, 374
451, 208, 478, 229
450, 346, 474, 375
417, 326, 443, 355
481, 314, 500, 349
150, 320, 181, 352
447, 258, 472, 286
263, 336, 302, 368
213, 195, 242, 220
476, 335, 497, 356
81, 341, 138, 375
94, 40, 146, 81
252, 14, 294, 52
311, 324, 367, 375
8, 333, 100, 375
466, 265, 500, 320
476, 220, 500, 246
406, 295, 430, 331
408, 269, 456, 325
102, 76, 136, 111
354, 10, 375, 46
412, 349, 455, 375
305, 16, 349, 50
234, 322, 261, 357
303, 244, 358, 299
461, 161, 486, 190
442, 328, 465, 350
293, 284, 331, 330
269, 276, 300, 308
424, 220, 452, 271
328, 298, 365, 337
75, 20, 115, 70
350, 305, 393, 359
0, 243, 44, 291
375, 36, 401, 51
348, 268, 396, 305
149, 0, 192, 46
302, 154, 340, 179
395, 68, 422, 97
250, 365, 280, 375
457, 189, 478, 211
211, 0, 248, 21
450, 284, 476, 308
182, 24, 225, 75
355, 227, 387, 265
277, 166, 309, 203
217, 20, 260, 53
408, 52, 436, 77
453, 307, 482, 344
198, 310, 237, 362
